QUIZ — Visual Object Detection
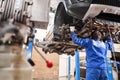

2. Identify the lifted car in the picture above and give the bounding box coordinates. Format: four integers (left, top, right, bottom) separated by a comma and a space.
41, 0, 120, 56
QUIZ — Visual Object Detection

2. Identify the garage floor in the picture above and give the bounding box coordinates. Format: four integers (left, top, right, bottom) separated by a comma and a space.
33, 76, 75, 80
32, 48, 59, 80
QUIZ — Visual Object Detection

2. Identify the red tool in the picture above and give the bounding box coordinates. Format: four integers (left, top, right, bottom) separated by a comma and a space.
34, 46, 53, 68
46, 60, 53, 68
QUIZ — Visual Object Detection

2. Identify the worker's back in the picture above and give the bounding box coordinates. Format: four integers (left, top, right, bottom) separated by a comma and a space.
85, 39, 107, 69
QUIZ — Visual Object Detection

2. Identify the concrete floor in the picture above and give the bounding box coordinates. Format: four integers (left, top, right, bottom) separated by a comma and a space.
33, 76, 75, 80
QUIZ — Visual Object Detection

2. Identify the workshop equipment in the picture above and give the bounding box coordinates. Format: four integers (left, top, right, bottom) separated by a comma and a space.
0, 0, 50, 79
106, 25, 118, 70
34, 46, 53, 68
26, 25, 53, 68
26, 27, 35, 66
68, 55, 71, 80
106, 25, 118, 80
107, 58, 114, 80
75, 50, 80, 80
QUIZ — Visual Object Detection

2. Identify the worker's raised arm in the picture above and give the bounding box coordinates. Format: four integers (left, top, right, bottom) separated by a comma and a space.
105, 25, 114, 52
106, 35, 114, 52
70, 26, 89, 47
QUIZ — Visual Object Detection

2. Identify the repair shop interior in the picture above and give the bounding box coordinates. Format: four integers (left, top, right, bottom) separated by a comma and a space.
0, 0, 120, 80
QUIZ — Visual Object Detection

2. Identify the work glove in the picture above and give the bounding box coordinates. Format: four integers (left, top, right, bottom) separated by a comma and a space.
70, 26, 75, 32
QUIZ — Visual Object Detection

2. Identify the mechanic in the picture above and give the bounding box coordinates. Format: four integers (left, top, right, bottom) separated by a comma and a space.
70, 26, 113, 80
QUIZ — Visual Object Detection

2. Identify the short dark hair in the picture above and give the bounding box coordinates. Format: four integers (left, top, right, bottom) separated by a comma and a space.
91, 30, 102, 40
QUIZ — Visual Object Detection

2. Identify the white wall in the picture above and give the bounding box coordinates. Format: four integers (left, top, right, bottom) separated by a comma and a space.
34, 28, 47, 42
59, 54, 75, 78
59, 51, 86, 80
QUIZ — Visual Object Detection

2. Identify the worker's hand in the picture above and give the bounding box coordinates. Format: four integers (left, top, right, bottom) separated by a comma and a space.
104, 24, 110, 33
70, 26, 75, 32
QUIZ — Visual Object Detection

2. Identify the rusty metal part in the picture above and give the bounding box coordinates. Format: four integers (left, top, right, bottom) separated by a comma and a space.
44, 17, 120, 56
76, 18, 120, 43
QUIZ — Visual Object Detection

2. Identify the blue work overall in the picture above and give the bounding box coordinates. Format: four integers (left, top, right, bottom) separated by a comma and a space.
71, 32, 113, 80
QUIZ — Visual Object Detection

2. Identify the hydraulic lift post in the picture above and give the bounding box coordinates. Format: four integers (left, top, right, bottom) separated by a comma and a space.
26, 28, 35, 66
106, 26, 118, 80
68, 55, 71, 80
75, 50, 80, 80
107, 57, 114, 80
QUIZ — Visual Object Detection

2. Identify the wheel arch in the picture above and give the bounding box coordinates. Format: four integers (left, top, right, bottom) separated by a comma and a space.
53, 2, 73, 40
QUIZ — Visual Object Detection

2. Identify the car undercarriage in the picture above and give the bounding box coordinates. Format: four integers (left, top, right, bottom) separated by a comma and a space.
41, 0, 120, 62
42, 17, 120, 56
